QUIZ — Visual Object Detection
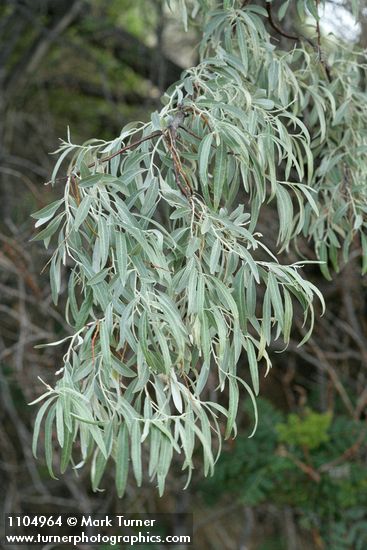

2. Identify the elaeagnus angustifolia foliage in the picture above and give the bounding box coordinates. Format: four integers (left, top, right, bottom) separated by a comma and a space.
31, 0, 366, 496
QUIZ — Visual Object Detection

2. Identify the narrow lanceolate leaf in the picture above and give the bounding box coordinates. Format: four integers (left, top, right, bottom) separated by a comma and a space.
50, 255, 61, 305
131, 421, 142, 487
32, 397, 56, 458
268, 272, 284, 329
236, 21, 248, 73
225, 377, 239, 439
115, 424, 129, 498
283, 288, 293, 343
45, 404, 58, 479
246, 338, 259, 396
55, 399, 64, 448
115, 231, 128, 284
148, 426, 161, 479
91, 449, 108, 491
98, 216, 109, 268
32, 199, 64, 221
157, 435, 173, 497
60, 423, 74, 474
198, 133, 213, 203
276, 186, 293, 245
31, 214, 63, 242
213, 142, 227, 210
187, 267, 198, 314
74, 195, 93, 230
209, 239, 221, 274
263, 277, 272, 331
100, 321, 112, 367
170, 375, 183, 413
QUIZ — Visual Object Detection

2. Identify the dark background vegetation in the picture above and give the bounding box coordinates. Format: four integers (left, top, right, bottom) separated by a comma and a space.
1, 1, 367, 548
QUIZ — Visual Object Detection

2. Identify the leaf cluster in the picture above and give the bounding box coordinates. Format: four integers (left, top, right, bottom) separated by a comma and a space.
31, 0, 366, 495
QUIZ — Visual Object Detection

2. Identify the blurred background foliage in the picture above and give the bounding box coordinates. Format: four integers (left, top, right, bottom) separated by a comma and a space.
0, 1, 367, 549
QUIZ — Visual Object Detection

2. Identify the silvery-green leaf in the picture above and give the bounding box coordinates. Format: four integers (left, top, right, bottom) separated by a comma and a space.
74, 195, 93, 230
131, 421, 142, 487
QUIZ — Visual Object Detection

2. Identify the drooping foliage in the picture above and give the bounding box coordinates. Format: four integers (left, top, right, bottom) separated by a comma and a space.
31, 0, 366, 495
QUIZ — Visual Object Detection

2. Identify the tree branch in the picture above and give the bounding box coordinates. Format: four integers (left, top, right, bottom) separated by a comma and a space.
266, 1, 332, 82
86, 130, 163, 169
265, 3, 300, 41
